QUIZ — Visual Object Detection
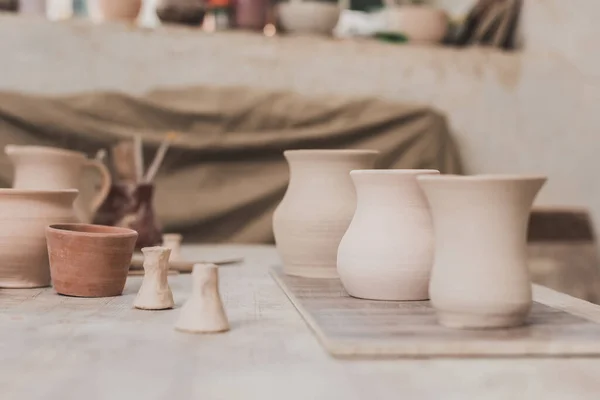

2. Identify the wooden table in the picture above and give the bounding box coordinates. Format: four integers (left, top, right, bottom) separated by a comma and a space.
2, 244, 600, 399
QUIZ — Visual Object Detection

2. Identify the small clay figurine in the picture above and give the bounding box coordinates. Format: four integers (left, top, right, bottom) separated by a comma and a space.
175, 263, 230, 334
162, 233, 183, 262
134, 246, 175, 310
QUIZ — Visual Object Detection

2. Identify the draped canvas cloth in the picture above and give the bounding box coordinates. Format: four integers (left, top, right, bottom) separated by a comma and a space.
0, 85, 461, 243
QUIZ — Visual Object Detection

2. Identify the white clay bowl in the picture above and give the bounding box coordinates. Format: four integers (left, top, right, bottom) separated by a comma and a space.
277, 2, 341, 35
385, 5, 448, 44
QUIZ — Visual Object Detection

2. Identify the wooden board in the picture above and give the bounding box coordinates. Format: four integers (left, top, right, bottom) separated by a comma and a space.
270, 267, 600, 359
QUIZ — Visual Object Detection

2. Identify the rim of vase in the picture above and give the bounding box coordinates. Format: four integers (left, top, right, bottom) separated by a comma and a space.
417, 174, 547, 182
351, 169, 439, 175
47, 223, 138, 239
5, 145, 86, 159
284, 149, 379, 156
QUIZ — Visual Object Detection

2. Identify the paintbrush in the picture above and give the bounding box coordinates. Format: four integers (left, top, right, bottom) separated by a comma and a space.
111, 140, 137, 183
144, 132, 178, 183
133, 135, 144, 183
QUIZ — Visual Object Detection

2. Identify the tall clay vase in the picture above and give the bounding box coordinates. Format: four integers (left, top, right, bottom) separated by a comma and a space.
417, 174, 547, 329
337, 170, 439, 300
0, 189, 78, 288
273, 149, 379, 278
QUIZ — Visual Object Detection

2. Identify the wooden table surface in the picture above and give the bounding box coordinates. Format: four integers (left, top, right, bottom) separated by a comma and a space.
2, 244, 600, 400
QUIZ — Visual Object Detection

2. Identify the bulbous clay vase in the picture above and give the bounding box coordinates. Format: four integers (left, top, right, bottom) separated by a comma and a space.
98, 0, 142, 21
385, 5, 448, 44
6, 145, 112, 224
417, 174, 547, 329
273, 149, 379, 278
337, 169, 439, 300
46, 224, 138, 297
0, 189, 78, 288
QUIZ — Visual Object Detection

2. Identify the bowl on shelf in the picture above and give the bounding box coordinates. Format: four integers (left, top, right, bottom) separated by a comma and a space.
46, 223, 138, 297
384, 4, 449, 44
277, 1, 341, 36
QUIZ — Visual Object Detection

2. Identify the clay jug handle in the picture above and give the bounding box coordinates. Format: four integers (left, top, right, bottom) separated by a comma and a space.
83, 159, 112, 215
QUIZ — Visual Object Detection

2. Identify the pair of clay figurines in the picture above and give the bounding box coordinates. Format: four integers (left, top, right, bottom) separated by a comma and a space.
135, 246, 230, 334
273, 149, 547, 330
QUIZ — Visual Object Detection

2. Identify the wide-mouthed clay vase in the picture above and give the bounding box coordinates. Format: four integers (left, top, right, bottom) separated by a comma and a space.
337, 169, 439, 300
273, 149, 379, 278
0, 189, 78, 288
46, 224, 138, 297
417, 174, 547, 329
98, 0, 142, 21
5, 145, 111, 224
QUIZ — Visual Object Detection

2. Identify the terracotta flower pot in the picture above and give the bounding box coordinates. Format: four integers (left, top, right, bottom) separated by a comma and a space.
417, 174, 547, 329
385, 5, 448, 44
47, 223, 138, 297
337, 169, 439, 301
98, 0, 142, 22
273, 149, 379, 278
0, 189, 78, 288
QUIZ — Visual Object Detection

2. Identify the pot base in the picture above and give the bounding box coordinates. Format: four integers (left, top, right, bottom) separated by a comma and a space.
284, 265, 339, 279
0, 281, 50, 289
437, 310, 528, 330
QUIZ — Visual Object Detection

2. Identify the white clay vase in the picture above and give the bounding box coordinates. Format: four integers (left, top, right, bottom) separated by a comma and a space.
417, 174, 547, 329
5, 145, 111, 224
337, 169, 439, 300
273, 149, 379, 278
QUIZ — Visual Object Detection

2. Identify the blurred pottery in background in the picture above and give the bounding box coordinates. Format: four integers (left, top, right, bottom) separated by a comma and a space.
0, 189, 77, 288
277, 1, 341, 35
418, 174, 547, 329
0, 0, 17, 12
337, 169, 438, 301
98, 0, 141, 21
94, 182, 162, 250
5, 145, 112, 224
273, 149, 379, 278
384, 4, 448, 44
19, 0, 46, 15
46, 224, 138, 297
234, 0, 268, 30
156, 0, 206, 26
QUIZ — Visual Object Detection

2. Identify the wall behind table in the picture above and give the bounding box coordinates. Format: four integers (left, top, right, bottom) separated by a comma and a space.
0, 10, 598, 231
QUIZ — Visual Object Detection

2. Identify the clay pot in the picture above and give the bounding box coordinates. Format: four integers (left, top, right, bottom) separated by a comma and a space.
98, 0, 142, 21
46, 223, 138, 297
277, 2, 341, 35
156, 0, 206, 26
6, 145, 112, 224
273, 149, 379, 278
417, 174, 547, 329
235, 0, 268, 30
0, 189, 78, 288
385, 5, 448, 44
18, 0, 46, 15
337, 169, 439, 301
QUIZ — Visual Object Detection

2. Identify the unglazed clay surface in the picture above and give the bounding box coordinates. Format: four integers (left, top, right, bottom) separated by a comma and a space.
175, 263, 230, 334
162, 233, 182, 262
0, 189, 77, 288
134, 246, 174, 310
273, 149, 379, 278
47, 224, 138, 297
98, 0, 142, 21
418, 174, 547, 329
6, 145, 111, 224
337, 169, 438, 301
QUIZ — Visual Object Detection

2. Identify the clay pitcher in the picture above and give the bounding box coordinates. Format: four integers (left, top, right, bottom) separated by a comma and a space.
273, 149, 379, 278
337, 169, 439, 301
5, 145, 112, 224
417, 174, 547, 329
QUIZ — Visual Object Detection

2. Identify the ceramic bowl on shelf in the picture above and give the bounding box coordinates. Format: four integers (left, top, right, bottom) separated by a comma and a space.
0, 189, 78, 289
98, 0, 142, 22
46, 223, 138, 297
384, 5, 449, 44
277, 1, 341, 35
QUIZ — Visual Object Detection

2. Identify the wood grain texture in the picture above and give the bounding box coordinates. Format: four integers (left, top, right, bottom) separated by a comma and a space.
4, 245, 600, 400
270, 267, 600, 358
